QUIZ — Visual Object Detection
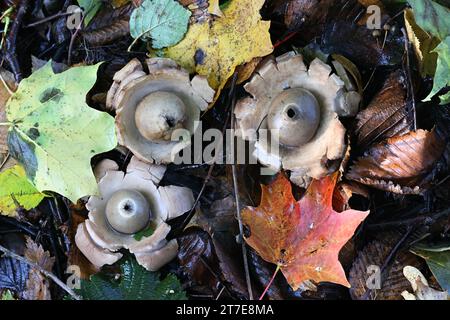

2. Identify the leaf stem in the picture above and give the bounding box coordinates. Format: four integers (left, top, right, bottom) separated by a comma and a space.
0, 122, 12, 126
259, 264, 281, 300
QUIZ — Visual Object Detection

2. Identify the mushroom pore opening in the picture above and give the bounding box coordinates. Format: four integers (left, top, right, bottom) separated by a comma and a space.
105, 189, 152, 234
135, 91, 187, 142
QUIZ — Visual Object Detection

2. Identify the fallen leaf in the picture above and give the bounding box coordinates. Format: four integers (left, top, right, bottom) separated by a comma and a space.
177, 227, 226, 298
22, 237, 55, 300
404, 9, 440, 77
164, 0, 273, 102
5, 62, 117, 202
425, 37, 450, 104
408, 0, 450, 103
347, 130, 445, 194
129, 0, 191, 49
411, 242, 450, 294
349, 239, 424, 300
241, 173, 369, 290
408, 0, 450, 41
354, 70, 412, 149
77, 0, 103, 26
0, 165, 46, 217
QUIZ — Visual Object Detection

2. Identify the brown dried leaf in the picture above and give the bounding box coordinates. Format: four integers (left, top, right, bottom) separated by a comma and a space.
349, 239, 424, 300
67, 206, 99, 279
22, 237, 55, 300
354, 70, 412, 149
347, 130, 445, 194
177, 227, 224, 298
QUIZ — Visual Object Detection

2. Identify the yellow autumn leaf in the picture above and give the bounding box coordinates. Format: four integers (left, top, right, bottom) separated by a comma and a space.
164, 0, 273, 102
0, 165, 45, 217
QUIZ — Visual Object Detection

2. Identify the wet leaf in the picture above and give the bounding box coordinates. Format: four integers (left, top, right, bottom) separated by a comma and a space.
404, 8, 440, 77
0, 165, 45, 217
349, 239, 424, 300
177, 227, 225, 298
130, 0, 191, 49
5, 62, 117, 202
411, 243, 450, 294
242, 173, 369, 290
347, 130, 445, 194
354, 70, 412, 149
164, 0, 273, 102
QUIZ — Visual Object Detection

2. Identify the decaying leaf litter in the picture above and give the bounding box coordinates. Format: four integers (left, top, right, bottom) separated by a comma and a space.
0, 0, 449, 301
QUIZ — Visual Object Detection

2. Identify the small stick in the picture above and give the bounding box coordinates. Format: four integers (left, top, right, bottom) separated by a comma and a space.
230, 73, 254, 300
25, 12, 71, 28
0, 244, 82, 300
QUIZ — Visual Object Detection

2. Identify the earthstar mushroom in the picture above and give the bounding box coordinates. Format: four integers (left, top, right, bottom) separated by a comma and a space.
75, 156, 195, 271
106, 58, 215, 164
234, 52, 361, 187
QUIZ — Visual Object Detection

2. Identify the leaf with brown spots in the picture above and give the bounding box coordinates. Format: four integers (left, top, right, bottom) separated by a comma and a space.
242, 173, 369, 290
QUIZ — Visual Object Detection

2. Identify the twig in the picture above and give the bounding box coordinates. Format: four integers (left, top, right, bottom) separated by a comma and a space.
0, 70, 14, 95
0, 153, 10, 171
25, 12, 71, 28
0, 244, 82, 300
230, 73, 253, 300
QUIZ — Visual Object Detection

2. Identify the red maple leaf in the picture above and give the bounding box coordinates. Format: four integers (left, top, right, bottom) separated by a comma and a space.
242, 173, 369, 290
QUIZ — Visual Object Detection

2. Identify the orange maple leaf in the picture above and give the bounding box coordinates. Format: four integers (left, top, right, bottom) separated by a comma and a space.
242, 173, 369, 290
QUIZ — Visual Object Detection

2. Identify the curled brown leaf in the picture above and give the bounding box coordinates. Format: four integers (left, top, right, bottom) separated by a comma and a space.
347, 130, 445, 194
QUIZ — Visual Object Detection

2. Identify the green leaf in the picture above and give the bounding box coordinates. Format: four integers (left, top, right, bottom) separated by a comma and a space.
77, 0, 103, 26
411, 243, 450, 294
408, 0, 450, 41
1, 290, 15, 300
0, 165, 45, 216
129, 0, 191, 49
78, 258, 186, 300
424, 36, 450, 102
133, 225, 155, 241
6, 62, 117, 203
